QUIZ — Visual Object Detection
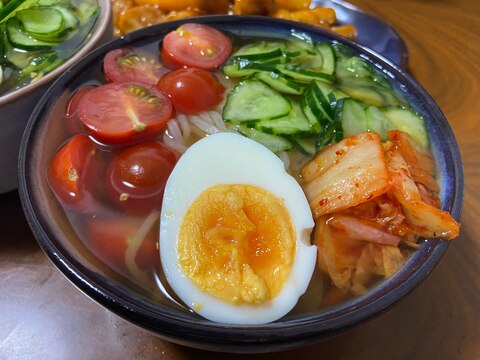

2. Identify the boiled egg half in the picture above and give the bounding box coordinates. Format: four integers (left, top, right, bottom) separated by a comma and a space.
159, 132, 316, 324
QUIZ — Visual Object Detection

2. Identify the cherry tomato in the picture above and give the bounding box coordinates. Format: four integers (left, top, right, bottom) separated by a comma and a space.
161, 23, 232, 71
107, 141, 177, 214
103, 48, 167, 85
89, 216, 159, 272
78, 82, 173, 145
64, 86, 96, 135
157, 68, 225, 114
48, 135, 96, 208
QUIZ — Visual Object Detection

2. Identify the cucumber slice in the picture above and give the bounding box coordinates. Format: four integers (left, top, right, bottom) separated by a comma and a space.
382, 107, 428, 148
222, 62, 257, 78
337, 98, 368, 137
7, 18, 59, 49
3, 34, 36, 68
275, 64, 334, 83
0, 0, 35, 24
17, 7, 64, 38
365, 106, 391, 139
317, 121, 343, 150
223, 80, 291, 124
254, 70, 305, 95
302, 86, 328, 130
316, 42, 335, 76
311, 81, 348, 122
51, 5, 79, 31
21, 50, 62, 75
332, 42, 355, 60
339, 84, 387, 107
290, 136, 318, 156
76, 2, 98, 25
230, 124, 293, 153
256, 101, 314, 136
284, 34, 316, 58
339, 79, 407, 107
230, 41, 286, 63
222, 61, 276, 78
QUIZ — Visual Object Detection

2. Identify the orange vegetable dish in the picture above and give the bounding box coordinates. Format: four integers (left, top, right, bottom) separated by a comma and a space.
111, 0, 357, 38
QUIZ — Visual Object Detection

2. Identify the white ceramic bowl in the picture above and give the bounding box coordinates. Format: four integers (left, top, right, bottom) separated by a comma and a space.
0, 0, 113, 194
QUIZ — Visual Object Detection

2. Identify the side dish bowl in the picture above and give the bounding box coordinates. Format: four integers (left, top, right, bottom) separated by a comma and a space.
18, 16, 463, 353
0, 0, 112, 194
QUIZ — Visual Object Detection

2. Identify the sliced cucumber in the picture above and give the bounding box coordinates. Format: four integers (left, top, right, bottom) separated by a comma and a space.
222, 61, 276, 78
51, 5, 79, 31
230, 124, 293, 153
223, 80, 291, 124
7, 18, 59, 49
3, 34, 36, 68
275, 64, 333, 83
284, 33, 316, 57
17, 7, 65, 39
365, 106, 391, 139
316, 42, 335, 76
254, 70, 305, 95
256, 101, 314, 137
0, 0, 33, 24
317, 121, 343, 150
230, 41, 286, 63
382, 106, 428, 148
337, 98, 368, 137
313, 81, 349, 115
302, 86, 328, 129
338, 84, 387, 107
290, 136, 318, 156
332, 42, 355, 60
76, 2, 98, 25
21, 50, 62, 75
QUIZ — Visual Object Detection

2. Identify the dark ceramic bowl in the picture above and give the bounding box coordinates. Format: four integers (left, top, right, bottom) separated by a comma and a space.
18, 16, 463, 353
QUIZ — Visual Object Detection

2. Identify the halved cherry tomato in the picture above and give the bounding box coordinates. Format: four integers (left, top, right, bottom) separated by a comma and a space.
161, 23, 232, 71
89, 216, 159, 272
107, 141, 177, 215
103, 48, 168, 85
78, 82, 173, 145
65, 86, 97, 135
48, 135, 96, 208
157, 68, 225, 114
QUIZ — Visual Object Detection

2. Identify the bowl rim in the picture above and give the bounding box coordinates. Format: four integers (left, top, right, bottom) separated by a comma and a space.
0, 0, 112, 106
18, 15, 464, 353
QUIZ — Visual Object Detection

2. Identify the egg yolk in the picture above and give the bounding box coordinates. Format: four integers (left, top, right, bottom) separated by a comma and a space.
178, 184, 296, 305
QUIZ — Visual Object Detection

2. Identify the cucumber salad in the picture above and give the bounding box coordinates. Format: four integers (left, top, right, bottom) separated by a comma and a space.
222, 32, 428, 156
0, 0, 99, 95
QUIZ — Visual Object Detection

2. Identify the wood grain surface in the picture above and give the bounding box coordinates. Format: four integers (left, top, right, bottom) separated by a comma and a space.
1, 1, 479, 359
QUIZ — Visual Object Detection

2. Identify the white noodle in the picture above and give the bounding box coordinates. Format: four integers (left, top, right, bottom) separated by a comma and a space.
208, 110, 227, 131
124, 211, 160, 289
163, 132, 188, 154
176, 113, 191, 140
167, 118, 183, 142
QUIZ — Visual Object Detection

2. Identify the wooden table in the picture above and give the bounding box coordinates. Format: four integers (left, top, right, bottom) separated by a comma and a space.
1, 1, 478, 358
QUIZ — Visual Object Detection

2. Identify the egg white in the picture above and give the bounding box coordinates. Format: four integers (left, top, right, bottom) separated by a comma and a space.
159, 132, 316, 325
